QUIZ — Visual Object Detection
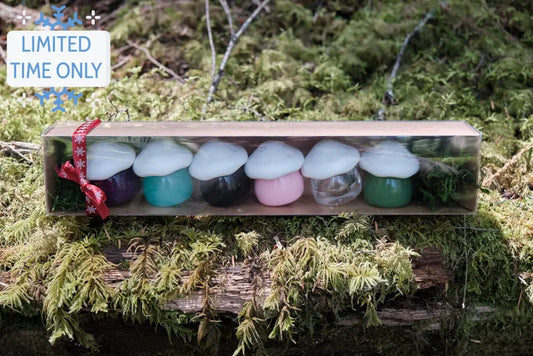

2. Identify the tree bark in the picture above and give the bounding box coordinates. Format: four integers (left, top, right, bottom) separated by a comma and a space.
0, 247, 451, 322
101, 246, 451, 314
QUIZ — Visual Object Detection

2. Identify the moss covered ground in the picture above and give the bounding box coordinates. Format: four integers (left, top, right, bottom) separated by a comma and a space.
1, 0, 533, 354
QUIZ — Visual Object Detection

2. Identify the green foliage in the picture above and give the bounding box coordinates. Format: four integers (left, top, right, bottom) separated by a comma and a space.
260, 236, 418, 343
43, 238, 113, 348
235, 231, 260, 257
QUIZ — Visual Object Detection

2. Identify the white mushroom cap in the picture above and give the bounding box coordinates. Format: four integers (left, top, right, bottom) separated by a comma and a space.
359, 141, 420, 178
87, 141, 136, 181
133, 139, 192, 177
301, 140, 360, 180
189, 141, 248, 181
245, 140, 304, 180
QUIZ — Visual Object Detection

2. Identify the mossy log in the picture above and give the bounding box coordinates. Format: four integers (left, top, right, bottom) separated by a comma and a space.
0, 248, 451, 322
101, 247, 450, 314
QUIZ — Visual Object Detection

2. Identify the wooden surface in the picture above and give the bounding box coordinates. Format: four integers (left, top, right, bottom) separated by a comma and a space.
43, 120, 482, 138
48, 189, 476, 216
0, 247, 452, 321
100, 247, 451, 314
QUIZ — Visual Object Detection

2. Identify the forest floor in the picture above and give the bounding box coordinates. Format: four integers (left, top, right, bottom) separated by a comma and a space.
1, 0, 533, 355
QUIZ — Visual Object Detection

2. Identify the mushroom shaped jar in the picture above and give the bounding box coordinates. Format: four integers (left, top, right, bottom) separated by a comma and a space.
133, 140, 193, 207
189, 141, 251, 207
359, 141, 420, 208
245, 141, 304, 207
301, 140, 362, 206
87, 141, 141, 206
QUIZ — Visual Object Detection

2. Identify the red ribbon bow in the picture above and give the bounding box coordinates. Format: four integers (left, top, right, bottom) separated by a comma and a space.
56, 119, 109, 219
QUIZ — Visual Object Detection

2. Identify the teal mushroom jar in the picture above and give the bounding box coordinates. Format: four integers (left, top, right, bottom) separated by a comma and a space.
359, 141, 420, 208
132, 140, 193, 207
301, 140, 362, 206
188, 140, 251, 207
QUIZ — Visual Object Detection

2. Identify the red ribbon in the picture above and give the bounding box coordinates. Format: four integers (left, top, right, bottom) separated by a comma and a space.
56, 119, 109, 219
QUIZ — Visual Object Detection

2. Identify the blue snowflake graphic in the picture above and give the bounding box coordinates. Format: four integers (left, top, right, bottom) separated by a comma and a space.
35, 88, 83, 113
35, 5, 82, 30
33, 5, 84, 112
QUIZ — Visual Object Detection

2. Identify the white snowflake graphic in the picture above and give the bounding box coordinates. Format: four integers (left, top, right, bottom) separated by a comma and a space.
85, 10, 101, 26
87, 205, 97, 214
86, 196, 91, 203
76, 160, 86, 168
75, 147, 85, 156
16, 10, 32, 26
94, 190, 103, 200
60, 171, 67, 178
74, 134, 85, 144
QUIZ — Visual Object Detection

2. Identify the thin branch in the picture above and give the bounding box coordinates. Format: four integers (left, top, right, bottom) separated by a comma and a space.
387, 11, 434, 97
0, 140, 39, 164
111, 55, 132, 71
126, 40, 185, 84
106, 95, 131, 122
482, 142, 533, 188
377, 10, 433, 119
205, 0, 217, 80
312, 0, 323, 23
219, 0, 235, 37
204, 0, 272, 108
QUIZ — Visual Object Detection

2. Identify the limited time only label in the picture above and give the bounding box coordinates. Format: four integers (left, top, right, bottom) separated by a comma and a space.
7, 31, 110, 87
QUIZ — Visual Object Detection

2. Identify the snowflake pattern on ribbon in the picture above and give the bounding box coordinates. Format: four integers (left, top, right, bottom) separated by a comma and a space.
75, 159, 86, 169
34, 6, 84, 112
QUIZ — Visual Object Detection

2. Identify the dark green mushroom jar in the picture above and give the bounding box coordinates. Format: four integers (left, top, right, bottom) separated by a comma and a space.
359, 141, 420, 208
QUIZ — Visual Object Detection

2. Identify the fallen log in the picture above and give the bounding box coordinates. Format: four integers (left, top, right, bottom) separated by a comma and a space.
0, 247, 451, 320
101, 246, 451, 314
336, 304, 494, 329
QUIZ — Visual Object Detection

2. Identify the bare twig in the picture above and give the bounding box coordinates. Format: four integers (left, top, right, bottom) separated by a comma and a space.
418, 157, 459, 175
111, 55, 132, 71
126, 40, 185, 84
0, 140, 40, 164
219, 0, 235, 37
204, 0, 272, 109
205, 0, 217, 79
106, 95, 131, 122
113, 44, 133, 55
482, 142, 533, 188
313, 0, 323, 22
377, 10, 433, 120
386, 10, 434, 105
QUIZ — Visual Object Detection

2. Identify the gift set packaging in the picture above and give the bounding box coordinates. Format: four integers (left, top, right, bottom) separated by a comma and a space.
43, 121, 481, 216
